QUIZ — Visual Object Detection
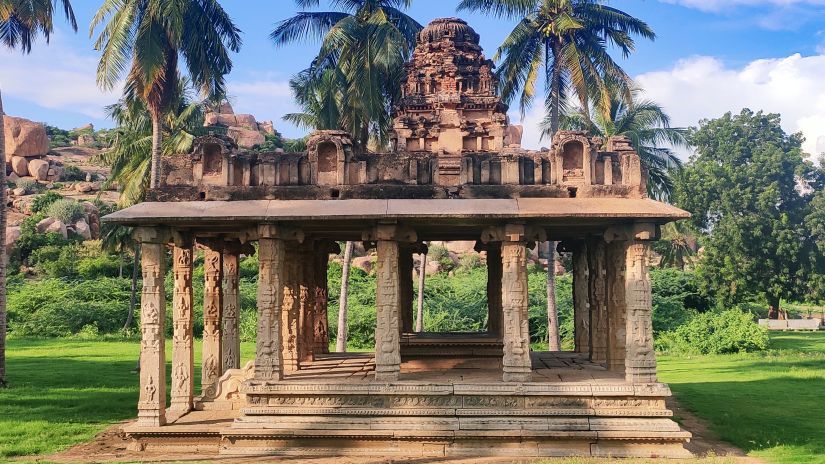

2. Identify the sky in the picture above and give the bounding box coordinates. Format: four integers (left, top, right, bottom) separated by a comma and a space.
2, 0, 825, 157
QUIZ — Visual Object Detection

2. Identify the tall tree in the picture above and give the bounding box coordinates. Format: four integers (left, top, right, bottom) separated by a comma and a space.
90, 0, 242, 189
673, 109, 823, 319
557, 88, 687, 200
272, 0, 422, 150
0, 0, 77, 388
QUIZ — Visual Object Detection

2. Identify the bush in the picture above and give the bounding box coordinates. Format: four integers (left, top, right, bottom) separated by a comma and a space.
30, 191, 64, 214
655, 309, 769, 355
46, 198, 85, 224
651, 268, 712, 333
15, 178, 43, 195
60, 165, 87, 182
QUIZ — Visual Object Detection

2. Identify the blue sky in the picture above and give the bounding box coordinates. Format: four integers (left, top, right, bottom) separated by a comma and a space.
2, 0, 825, 155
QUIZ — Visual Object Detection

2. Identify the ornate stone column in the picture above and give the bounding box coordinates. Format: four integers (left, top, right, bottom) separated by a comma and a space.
133, 227, 170, 427
479, 241, 503, 337
281, 245, 301, 371
170, 234, 194, 413
201, 240, 223, 396
313, 243, 335, 355
606, 241, 627, 372
254, 225, 291, 381
222, 241, 242, 372
298, 242, 316, 364
398, 245, 415, 334
587, 239, 608, 365
625, 241, 656, 383
364, 224, 417, 382
501, 228, 531, 382
570, 242, 590, 354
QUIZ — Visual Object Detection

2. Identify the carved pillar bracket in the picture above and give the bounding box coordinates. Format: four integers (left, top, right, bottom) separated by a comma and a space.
365, 224, 418, 382
170, 233, 195, 413
221, 240, 242, 372
132, 227, 171, 427
254, 229, 286, 382
625, 239, 657, 384
199, 239, 223, 397
489, 224, 535, 383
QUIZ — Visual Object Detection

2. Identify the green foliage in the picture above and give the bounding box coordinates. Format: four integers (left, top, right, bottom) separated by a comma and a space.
674, 109, 825, 313
30, 191, 64, 214
15, 178, 43, 195
656, 309, 769, 355
427, 245, 456, 273
249, 133, 285, 152
10, 213, 79, 273
651, 268, 712, 333
45, 198, 85, 224
28, 241, 123, 279
59, 165, 86, 181
45, 125, 73, 148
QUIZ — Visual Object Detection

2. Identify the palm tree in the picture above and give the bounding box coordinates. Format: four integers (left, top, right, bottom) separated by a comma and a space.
336, 241, 353, 352
0, 0, 77, 388
555, 88, 687, 200
96, 78, 207, 206
655, 222, 697, 270
283, 67, 343, 131
90, 0, 242, 189
457, 0, 654, 135
272, 0, 421, 150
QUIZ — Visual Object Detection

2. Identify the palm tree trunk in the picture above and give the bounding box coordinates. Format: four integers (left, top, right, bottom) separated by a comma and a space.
124, 243, 140, 331
416, 251, 426, 333
546, 242, 560, 351
336, 241, 353, 352
0, 90, 8, 387
118, 250, 124, 278
149, 113, 163, 189
548, 41, 563, 137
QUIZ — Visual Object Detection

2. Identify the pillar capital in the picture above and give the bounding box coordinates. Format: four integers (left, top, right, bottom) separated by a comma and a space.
481, 224, 546, 244
132, 226, 172, 244
604, 223, 659, 243
362, 224, 417, 243
171, 230, 194, 248
257, 224, 305, 242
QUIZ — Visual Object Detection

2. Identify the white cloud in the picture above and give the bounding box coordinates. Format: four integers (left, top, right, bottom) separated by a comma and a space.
661, 0, 825, 12
637, 53, 825, 157
226, 78, 301, 136
0, 32, 121, 120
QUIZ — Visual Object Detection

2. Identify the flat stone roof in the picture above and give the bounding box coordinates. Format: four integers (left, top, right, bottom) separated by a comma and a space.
104, 198, 689, 226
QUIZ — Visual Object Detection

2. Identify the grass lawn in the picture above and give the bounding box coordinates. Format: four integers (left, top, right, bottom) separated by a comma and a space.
1, 333, 823, 462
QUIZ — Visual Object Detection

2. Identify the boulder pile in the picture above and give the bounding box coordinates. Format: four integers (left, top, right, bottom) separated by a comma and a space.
3, 116, 65, 181
204, 102, 275, 149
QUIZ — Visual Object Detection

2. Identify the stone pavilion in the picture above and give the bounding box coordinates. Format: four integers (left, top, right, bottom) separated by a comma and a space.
105, 18, 692, 458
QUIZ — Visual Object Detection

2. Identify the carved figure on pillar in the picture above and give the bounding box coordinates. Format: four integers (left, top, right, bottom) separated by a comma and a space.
571, 243, 590, 354
298, 242, 316, 364
281, 246, 301, 371
625, 242, 657, 383
170, 237, 194, 412
201, 241, 223, 396
222, 241, 242, 372
375, 240, 402, 381
501, 238, 531, 382
254, 226, 289, 381
588, 239, 608, 365
606, 241, 627, 372
133, 227, 170, 427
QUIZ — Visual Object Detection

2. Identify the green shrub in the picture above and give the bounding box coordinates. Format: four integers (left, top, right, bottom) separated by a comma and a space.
651, 268, 712, 333
15, 178, 43, 195
30, 191, 64, 214
428, 245, 456, 272
655, 309, 769, 355
46, 198, 85, 224
60, 165, 86, 182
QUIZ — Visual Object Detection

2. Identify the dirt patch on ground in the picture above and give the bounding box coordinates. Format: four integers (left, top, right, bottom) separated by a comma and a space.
666, 397, 761, 463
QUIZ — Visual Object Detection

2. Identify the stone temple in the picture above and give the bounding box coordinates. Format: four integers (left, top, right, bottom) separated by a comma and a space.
105, 18, 692, 458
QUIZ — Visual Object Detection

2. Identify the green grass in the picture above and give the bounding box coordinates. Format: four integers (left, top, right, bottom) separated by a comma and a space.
659, 332, 825, 464
2, 333, 824, 462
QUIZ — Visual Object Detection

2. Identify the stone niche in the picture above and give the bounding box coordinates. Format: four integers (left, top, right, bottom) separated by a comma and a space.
553, 131, 595, 186
306, 130, 356, 186
191, 135, 237, 186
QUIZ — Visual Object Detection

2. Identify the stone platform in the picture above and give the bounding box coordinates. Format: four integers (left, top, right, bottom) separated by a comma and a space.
124, 353, 692, 458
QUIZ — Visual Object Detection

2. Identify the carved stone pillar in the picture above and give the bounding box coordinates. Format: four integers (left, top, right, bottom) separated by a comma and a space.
501, 234, 531, 382
399, 245, 415, 334
201, 241, 223, 396
313, 244, 333, 354
222, 241, 242, 372
572, 243, 590, 354
486, 242, 503, 337
281, 245, 301, 371
255, 226, 286, 381
298, 242, 316, 364
133, 227, 170, 427
606, 241, 627, 372
170, 236, 194, 413
588, 239, 608, 365
375, 239, 402, 381
625, 242, 656, 383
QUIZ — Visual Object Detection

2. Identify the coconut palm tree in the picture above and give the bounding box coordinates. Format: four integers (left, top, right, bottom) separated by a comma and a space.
0, 0, 77, 388
283, 67, 343, 132
555, 88, 687, 200
272, 0, 422, 150
90, 0, 242, 189
457, 0, 654, 135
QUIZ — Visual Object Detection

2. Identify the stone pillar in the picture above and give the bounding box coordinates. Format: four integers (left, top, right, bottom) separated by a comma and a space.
133, 227, 170, 427
298, 242, 316, 364
170, 236, 194, 413
501, 227, 531, 382
375, 239, 402, 381
486, 242, 503, 337
201, 241, 223, 396
588, 239, 608, 365
606, 241, 627, 372
399, 245, 415, 334
222, 241, 242, 372
313, 244, 332, 354
254, 226, 286, 381
572, 243, 590, 354
281, 245, 301, 371
625, 242, 656, 383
